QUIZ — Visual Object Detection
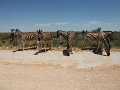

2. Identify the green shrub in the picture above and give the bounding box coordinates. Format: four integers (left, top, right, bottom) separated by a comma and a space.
0, 32, 120, 49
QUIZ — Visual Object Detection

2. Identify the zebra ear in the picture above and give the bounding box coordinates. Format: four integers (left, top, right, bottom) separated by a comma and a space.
82, 30, 85, 35
38, 29, 41, 33
37, 29, 42, 33
40, 30, 42, 32
82, 30, 87, 35
15, 29, 19, 32
11, 29, 15, 32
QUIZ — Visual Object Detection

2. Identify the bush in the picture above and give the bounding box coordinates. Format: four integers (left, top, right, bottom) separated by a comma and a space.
0, 32, 120, 49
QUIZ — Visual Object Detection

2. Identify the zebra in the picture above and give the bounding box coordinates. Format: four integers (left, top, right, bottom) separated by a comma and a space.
10, 29, 38, 51
10, 29, 16, 43
37, 29, 53, 52
84, 30, 113, 56
56, 30, 75, 53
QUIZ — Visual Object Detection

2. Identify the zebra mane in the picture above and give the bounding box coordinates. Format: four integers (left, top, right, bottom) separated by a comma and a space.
60, 30, 69, 38
105, 32, 113, 41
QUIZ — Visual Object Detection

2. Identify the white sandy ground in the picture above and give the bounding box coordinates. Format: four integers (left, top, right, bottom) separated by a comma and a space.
0, 50, 120, 68
0, 50, 120, 90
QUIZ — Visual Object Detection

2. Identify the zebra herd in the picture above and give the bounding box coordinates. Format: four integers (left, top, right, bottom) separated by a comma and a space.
10, 28, 113, 56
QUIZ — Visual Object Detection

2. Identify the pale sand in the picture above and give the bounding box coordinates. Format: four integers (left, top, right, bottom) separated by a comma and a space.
0, 50, 120, 90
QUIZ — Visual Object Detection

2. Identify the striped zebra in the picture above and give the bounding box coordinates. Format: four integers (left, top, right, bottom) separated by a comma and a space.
10, 29, 38, 51
10, 29, 16, 43
37, 29, 53, 52
84, 31, 113, 56
56, 30, 75, 53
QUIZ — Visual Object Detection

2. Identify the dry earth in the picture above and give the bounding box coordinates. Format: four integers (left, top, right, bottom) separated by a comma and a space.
0, 50, 120, 90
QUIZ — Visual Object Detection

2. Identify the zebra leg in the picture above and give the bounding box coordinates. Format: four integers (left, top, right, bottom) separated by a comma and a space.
22, 42, 25, 51
67, 40, 72, 54
104, 42, 110, 56
28, 41, 31, 49
11, 43, 13, 49
94, 42, 102, 55
99, 43, 103, 55
29, 41, 32, 49
66, 45, 73, 55
50, 40, 53, 50
40, 41, 42, 51
73, 40, 75, 50
88, 38, 92, 50
36, 41, 39, 50
70, 42, 73, 53
45, 41, 46, 52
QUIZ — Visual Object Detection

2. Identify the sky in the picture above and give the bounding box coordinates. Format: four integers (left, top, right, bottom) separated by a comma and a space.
0, 0, 120, 32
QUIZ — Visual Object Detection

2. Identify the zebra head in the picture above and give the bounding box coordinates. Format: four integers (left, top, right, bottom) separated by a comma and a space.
56, 30, 70, 39
10, 29, 15, 42
12, 29, 22, 39
81, 30, 88, 39
15, 29, 21, 35
106, 32, 113, 41
104, 41, 111, 56
56, 30, 63, 38
10, 29, 22, 42
103, 32, 113, 56
37, 29, 43, 41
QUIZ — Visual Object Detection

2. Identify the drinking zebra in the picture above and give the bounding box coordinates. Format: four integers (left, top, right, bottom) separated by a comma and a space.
84, 30, 113, 56
10, 29, 38, 51
37, 29, 53, 52
56, 30, 75, 53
